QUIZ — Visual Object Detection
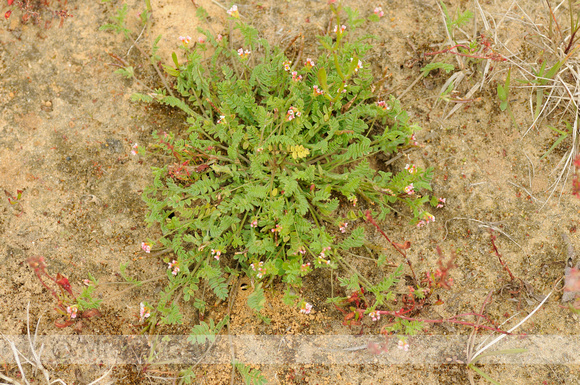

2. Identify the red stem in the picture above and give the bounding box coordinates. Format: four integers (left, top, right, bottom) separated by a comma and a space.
365, 210, 417, 282
378, 310, 510, 335
489, 233, 516, 281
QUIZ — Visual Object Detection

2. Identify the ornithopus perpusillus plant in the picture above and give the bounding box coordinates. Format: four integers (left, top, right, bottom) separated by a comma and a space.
124, 3, 437, 325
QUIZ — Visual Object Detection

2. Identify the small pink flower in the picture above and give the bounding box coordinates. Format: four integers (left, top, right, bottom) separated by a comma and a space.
211, 249, 222, 260
83, 279, 91, 286
141, 242, 152, 253
369, 310, 380, 321
313, 85, 324, 95
66, 305, 78, 319
131, 143, 139, 156
227, 5, 239, 18
217, 115, 226, 124
237, 48, 251, 59
179, 36, 192, 45
397, 339, 409, 351
350, 58, 363, 72
316, 255, 331, 265
374, 7, 384, 17
305, 58, 315, 68
217, 34, 223, 42
295, 247, 306, 255
436, 197, 446, 208
286, 107, 301, 121
301, 262, 311, 272
404, 184, 415, 195
250, 261, 265, 278
424, 213, 435, 223
300, 302, 313, 314
339, 222, 348, 233
168, 260, 180, 275
416, 220, 426, 228
410, 134, 419, 146
271, 224, 281, 233
333, 24, 347, 33
376, 100, 390, 110
283, 60, 292, 71
349, 196, 358, 206
139, 302, 151, 323
250, 219, 258, 228
291, 71, 302, 82
197, 36, 206, 44
405, 164, 417, 174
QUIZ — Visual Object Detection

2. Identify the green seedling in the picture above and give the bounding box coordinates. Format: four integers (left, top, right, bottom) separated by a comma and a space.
526, 59, 564, 121
468, 349, 528, 385
540, 121, 572, 160
439, 0, 473, 36
5, 189, 24, 216
497, 68, 518, 128
420, 62, 455, 78
233, 360, 268, 385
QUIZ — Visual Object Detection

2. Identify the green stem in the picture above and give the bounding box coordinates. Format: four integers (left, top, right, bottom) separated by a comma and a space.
307, 202, 321, 229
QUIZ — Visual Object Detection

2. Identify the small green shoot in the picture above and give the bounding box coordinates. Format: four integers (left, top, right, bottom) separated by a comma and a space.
468, 348, 527, 385
496, 68, 517, 128
99, 3, 130, 39
528, 59, 564, 121
420, 62, 455, 77
233, 360, 268, 385
540, 122, 572, 160
440, 1, 474, 36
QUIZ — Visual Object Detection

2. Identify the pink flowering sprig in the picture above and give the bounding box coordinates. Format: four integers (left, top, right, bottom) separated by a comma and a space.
286, 106, 301, 121
131, 143, 139, 156
211, 249, 222, 260
405, 164, 417, 174
237, 48, 251, 60
250, 261, 266, 279
313, 85, 325, 96
369, 6, 384, 22
333, 24, 347, 35
179, 35, 192, 45
139, 302, 151, 323
227, 4, 239, 18
168, 260, 180, 275
416, 212, 435, 228
397, 338, 410, 351
291, 71, 302, 82
299, 301, 313, 314
141, 242, 153, 253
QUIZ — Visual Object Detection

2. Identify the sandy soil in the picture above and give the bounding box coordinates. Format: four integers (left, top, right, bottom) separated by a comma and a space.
1, 0, 579, 384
